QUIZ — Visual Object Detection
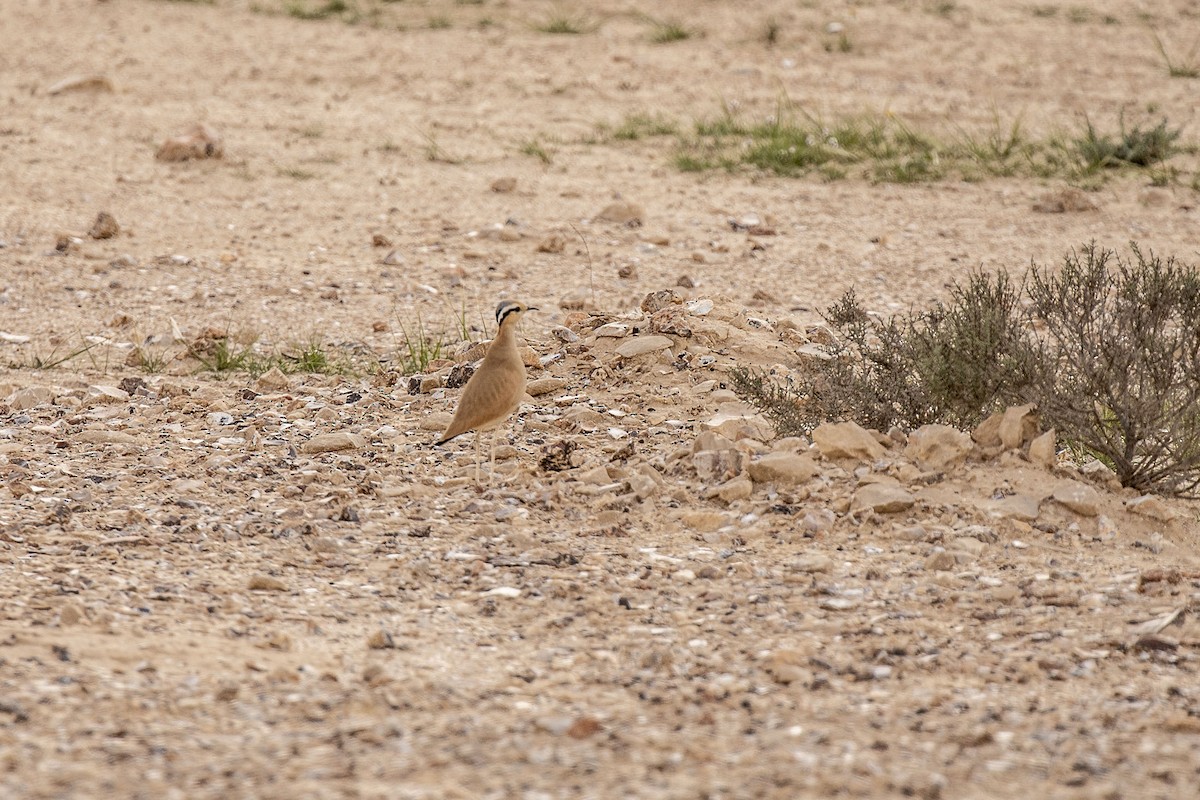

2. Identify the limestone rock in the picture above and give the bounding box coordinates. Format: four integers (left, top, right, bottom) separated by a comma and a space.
301, 432, 366, 454
693, 430, 737, 454
852, 484, 915, 513
716, 474, 753, 503
421, 411, 454, 432
156, 123, 224, 162
1127, 494, 1175, 522
595, 200, 643, 226
747, 452, 821, 486
256, 367, 290, 392
78, 429, 139, 446
924, 550, 958, 571
702, 411, 772, 442
972, 412, 1003, 447
905, 424, 973, 471
1051, 481, 1100, 517
692, 449, 745, 483
813, 421, 886, 462
992, 493, 1041, 521
1028, 429, 1056, 469
615, 335, 673, 358
490, 176, 517, 193
88, 212, 120, 240
8, 386, 54, 410
526, 377, 566, 397
680, 511, 733, 531
998, 403, 1038, 450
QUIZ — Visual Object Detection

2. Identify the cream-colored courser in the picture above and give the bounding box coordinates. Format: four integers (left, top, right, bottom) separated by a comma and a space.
437, 300, 537, 483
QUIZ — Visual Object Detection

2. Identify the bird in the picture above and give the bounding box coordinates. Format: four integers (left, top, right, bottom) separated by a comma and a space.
436, 300, 538, 484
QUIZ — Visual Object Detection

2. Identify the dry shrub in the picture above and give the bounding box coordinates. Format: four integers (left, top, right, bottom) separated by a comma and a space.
732, 243, 1200, 496
1027, 243, 1200, 496
731, 272, 1032, 434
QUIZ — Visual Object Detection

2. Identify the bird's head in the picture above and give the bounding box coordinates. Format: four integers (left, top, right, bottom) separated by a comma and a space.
495, 300, 537, 328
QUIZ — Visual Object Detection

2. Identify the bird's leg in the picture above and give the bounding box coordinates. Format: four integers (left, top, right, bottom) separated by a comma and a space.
488, 429, 497, 486
473, 430, 482, 486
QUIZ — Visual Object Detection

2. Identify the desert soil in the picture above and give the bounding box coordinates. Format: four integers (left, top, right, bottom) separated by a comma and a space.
3, 1, 1200, 798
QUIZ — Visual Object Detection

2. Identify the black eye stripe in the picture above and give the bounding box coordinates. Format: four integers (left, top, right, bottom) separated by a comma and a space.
496, 302, 522, 325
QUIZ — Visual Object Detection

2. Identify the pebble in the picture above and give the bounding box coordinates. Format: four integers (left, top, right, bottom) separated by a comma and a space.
1127, 494, 1174, 522
88, 212, 120, 240
77, 429, 139, 445
615, 335, 673, 358
156, 122, 224, 162
594, 200, 644, 225
247, 575, 288, 592
301, 431, 366, 454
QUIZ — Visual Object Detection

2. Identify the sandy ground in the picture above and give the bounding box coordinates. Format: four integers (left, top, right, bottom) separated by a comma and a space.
3, 1, 1200, 798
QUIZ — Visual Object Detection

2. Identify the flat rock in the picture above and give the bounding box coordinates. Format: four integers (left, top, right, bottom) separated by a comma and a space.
693, 430, 737, 454
7, 386, 54, 410
813, 421, 886, 462
421, 412, 454, 432
1028, 429, 1056, 469
680, 511, 733, 531
1051, 481, 1100, 517
615, 335, 673, 358
992, 493, 1041, 521
156, 122, 224, 162
1127, 494, 1175, 522
906, 424, 973, 471
852, 483, 915, 514
301, 432, 366, 454
77, 429, 139, 446
747, 452, 821, 486
716, 474, 753, 503
526, 377, 566, 397
595, 200, 644, 225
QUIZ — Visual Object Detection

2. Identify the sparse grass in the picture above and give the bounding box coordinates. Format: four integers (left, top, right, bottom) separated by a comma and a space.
278, 166, 317, 180
427, 14, 451, 29
668, 105, 1191, 185
1030, 5, 1058, 18
9, 340, 99, 370
130, 345, 174, 374
648, 18, 694, 43
535, 13, 594, 34
609, 113, 678, 141
1152, 31, 1200, 78
928, 1, 957, 16
396, 315, 446, 375
520, 138, 553, 164
1075, 117, 1180, 171
286, 0, 350, 21
298, 125, 324, 139
192, 337, 265, 375
421, 131, 461, 164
